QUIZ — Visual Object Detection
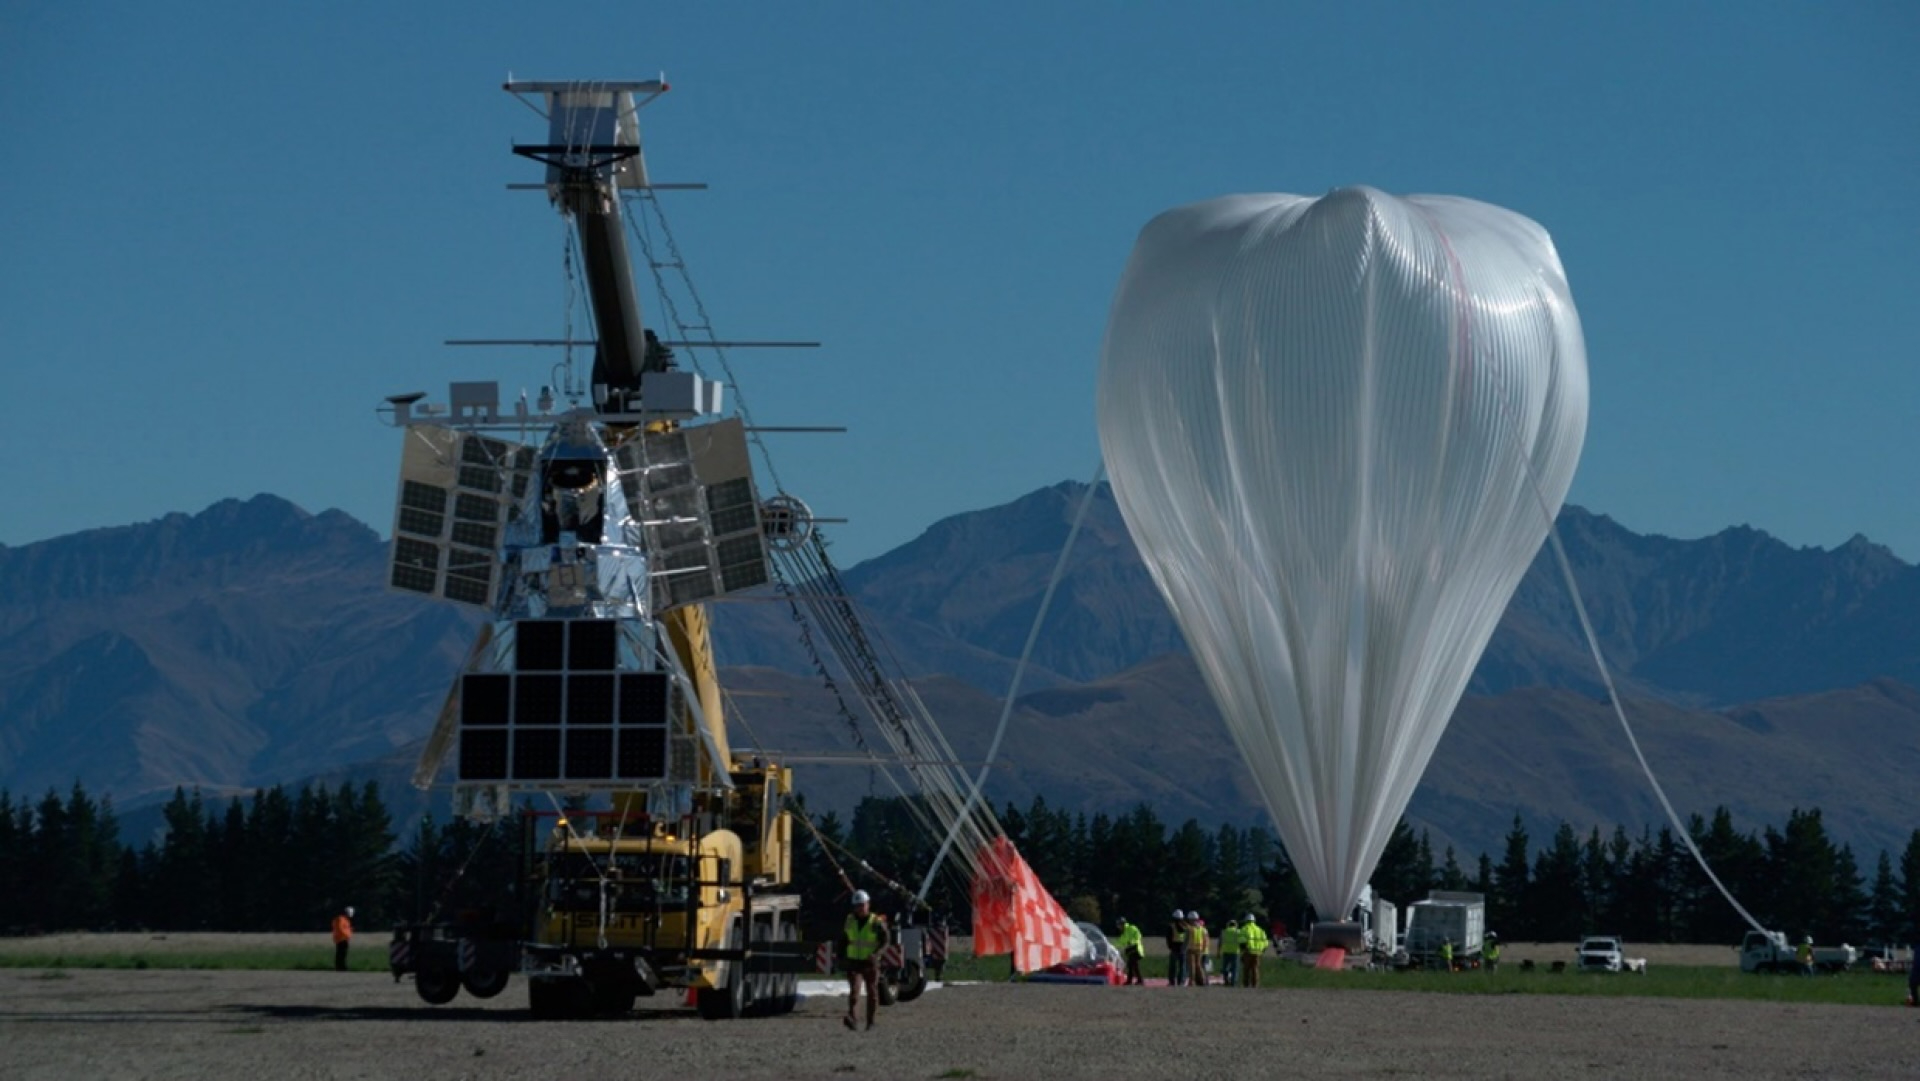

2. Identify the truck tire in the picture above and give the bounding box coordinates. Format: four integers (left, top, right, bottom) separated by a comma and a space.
415, 968, 460, 1006
748, 924, 776, 1018
461, 967, 510, 999
695, 971, 747, 1020
894, 960, 927, 1003
696, 927, 751, 1021
776, 924, 800, 1015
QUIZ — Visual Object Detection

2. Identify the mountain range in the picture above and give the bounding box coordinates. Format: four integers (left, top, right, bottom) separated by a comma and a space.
3, 486, 1917, 862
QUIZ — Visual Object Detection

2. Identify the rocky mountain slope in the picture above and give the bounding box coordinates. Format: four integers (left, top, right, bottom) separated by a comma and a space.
4, 487, 1916, 860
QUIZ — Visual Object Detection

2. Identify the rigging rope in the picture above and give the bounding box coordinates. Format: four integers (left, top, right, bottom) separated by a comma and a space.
918, 466, 1105, 900
621, 187, 1011, 893
1534, 514, 1768, 935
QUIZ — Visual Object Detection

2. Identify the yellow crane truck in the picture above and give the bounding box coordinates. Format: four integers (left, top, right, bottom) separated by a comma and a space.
380, 78, 815, 1019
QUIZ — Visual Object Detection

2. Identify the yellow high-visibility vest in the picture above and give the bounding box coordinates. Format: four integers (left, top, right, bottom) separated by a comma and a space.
845, 914, 884, 962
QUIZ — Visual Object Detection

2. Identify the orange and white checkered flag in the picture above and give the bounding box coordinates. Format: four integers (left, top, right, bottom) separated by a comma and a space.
970, 836, 1077, 972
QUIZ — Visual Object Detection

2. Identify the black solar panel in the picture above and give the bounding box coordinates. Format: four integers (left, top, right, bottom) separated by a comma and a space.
516, 621, 566, 671
461, 674, 512, 725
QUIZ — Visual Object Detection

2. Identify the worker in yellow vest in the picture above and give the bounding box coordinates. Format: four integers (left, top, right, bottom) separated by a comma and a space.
1484, 932, 1501, 972
840, 890, 890, 1030
1439, 938, 1455, 972
1112, 917, 1145, 985
1166, 911, 1189, 987
1239, 914, 1269, 987
1218, 919, 1242, 988
1187, 917, 1210, 986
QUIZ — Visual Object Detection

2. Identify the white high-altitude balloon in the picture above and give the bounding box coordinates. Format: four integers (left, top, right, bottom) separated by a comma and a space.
1097, 187, 1588, 920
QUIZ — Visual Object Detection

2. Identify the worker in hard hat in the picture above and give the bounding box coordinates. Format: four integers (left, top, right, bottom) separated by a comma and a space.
1112, 917, 1145, 985
1796, 935, 1815, 976
332, 905, 355, 972
1485, 932, 1502, 972
840, 890, 889, 1031
1239, 913, 1269, 987
1165, 911, 1189, 987
1439, 937, 1455, 972
1187, 916, 1210, 986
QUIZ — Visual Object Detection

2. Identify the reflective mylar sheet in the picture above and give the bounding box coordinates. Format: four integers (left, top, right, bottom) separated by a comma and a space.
1097, 188, 1588, 919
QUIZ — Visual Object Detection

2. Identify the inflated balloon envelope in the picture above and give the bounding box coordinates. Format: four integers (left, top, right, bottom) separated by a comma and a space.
1096, 187, 1589, 922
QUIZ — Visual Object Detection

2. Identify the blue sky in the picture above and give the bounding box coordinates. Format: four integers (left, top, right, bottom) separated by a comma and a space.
3, 2, 1915, 566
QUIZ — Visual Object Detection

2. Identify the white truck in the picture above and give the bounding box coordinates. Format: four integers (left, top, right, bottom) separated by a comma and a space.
1738, 930, 1858, 974
1575, 935, 1647, 974
1400, 891, 1484, 969
1303, 884, 1399, 961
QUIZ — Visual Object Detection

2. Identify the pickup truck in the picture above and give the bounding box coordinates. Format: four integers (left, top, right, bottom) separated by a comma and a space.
1738, 930, 1857, 974
1576, 936, 1647, 974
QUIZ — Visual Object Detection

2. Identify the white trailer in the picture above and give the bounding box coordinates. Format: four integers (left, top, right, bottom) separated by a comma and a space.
1401, 890, 1485, 969
1369, 895, 1399, 956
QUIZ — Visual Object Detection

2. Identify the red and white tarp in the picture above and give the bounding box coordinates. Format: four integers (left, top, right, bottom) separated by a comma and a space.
970, 836, 1077, 972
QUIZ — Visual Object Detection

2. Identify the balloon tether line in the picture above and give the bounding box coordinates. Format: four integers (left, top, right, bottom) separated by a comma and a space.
916, 466, 1106, 901
1522, 468, 1767, 936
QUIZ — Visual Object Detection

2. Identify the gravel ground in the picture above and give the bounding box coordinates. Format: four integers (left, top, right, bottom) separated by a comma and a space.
3, 953, 1917, 1080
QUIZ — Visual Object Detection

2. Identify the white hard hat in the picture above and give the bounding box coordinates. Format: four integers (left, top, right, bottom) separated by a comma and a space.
345, 906, 355, 917
851, 890, 870, 905
1245, 913, 1258, 923
1804, 935, 1813, 944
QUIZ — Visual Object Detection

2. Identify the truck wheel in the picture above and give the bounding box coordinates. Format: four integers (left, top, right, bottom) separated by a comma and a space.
461, 967, 510, 999
695, 971, 747, 1020
696, 927, 751, 1021
776, 925, 800, 1015
894, 961, 927, 1003
748, 924, 776, 1018
415, 968, 460, 1006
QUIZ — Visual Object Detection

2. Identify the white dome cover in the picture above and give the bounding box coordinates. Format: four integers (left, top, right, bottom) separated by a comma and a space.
1097, 188, 1588, 919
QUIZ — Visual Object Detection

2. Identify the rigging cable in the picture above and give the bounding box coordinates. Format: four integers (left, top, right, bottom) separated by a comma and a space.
1533, 507, 1768, 935
918, 467, 1105, 900
624, 188, 1001, 884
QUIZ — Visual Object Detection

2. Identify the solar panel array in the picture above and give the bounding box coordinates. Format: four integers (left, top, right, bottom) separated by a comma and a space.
613, 418, 771, 611
389, 427, 535, 607
456, 619, 674, 785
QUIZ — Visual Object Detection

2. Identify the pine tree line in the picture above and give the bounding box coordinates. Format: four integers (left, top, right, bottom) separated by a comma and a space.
793, 796, 1920, 948
7, 782, 1918, 948
0, 782, 398, 933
